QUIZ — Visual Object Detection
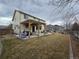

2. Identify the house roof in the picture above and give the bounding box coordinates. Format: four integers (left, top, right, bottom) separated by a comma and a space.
12, 10, 45, 22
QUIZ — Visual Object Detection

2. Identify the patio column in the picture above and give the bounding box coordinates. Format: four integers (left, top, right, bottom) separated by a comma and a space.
44, 23, 46, 35
35, 26, 36, 32
38, 23, 40, 37
28, 20, 31, 38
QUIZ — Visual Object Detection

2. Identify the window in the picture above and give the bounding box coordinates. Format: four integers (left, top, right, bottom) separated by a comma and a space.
40, 26, 41, 30
14, 25, 18, 30
14, 26, 16, 30
36, 26, 38, 30
14, 18, 16, 23
36, 26, 42, 30
24, 14, 27, 19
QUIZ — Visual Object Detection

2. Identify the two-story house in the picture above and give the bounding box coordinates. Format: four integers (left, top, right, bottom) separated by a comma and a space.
12, 10, 46, 38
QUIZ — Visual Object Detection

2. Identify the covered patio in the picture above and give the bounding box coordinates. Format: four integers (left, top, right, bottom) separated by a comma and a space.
20, 19, 46, 38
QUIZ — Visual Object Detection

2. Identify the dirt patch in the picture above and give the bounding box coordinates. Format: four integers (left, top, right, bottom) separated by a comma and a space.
71, 36, 79, 59
0, 40, 3, 56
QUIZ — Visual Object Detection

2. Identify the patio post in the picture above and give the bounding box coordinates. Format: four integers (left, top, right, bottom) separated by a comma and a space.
28, 20, 31, 38
38, 23, 40, 37
44, 23, 46, 35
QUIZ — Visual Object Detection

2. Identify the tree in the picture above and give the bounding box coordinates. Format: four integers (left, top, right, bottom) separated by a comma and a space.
72, 22, 79, 31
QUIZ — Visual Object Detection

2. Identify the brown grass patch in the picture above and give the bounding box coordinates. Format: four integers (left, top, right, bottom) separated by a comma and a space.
0, 33, 69, 59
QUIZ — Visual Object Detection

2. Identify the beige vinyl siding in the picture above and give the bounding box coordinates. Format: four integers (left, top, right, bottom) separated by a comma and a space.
12, 11, 46, 35
12, 11, 21, 34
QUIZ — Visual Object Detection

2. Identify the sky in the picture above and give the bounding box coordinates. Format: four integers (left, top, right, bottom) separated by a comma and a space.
0, 0, 79, 26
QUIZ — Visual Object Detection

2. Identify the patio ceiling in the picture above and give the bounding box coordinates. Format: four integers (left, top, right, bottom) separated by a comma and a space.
20, 19, 46, 25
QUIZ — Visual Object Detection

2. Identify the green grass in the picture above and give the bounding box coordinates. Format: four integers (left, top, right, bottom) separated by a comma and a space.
0, 33, 69, 59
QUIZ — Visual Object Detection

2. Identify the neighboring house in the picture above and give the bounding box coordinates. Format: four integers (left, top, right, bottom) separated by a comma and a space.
0, 25, 13, 35
53, 25, 64, 32
71, 22, 79, 39
46, 24, 64, 33
12, 10, 46, 37
46, 24, 54, 32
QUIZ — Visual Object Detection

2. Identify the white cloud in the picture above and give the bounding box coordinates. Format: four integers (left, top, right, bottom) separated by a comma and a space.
0, 0, 79, 25
51, 21, 63, 25
0, 17, 12, 26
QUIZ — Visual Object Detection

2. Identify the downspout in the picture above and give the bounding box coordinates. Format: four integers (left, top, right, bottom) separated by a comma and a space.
19, 12, 21, 35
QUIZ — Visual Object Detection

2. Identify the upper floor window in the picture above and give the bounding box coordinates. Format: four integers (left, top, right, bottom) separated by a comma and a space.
14, 18, 16, 22
24, 14, 28, 19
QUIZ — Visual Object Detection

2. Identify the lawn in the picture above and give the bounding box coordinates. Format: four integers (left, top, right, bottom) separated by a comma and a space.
0, 33, 69, 59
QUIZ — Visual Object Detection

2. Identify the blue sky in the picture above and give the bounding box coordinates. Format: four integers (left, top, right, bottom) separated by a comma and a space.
0, 0, 79, 26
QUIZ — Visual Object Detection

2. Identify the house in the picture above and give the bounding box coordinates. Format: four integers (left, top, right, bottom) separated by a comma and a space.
71, 22, 79, 39
12, 10, 46, 38
0, 25, 13, 35
53, 25, 64, 33
46, 24, 54, 32
46, 24, 64, 33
